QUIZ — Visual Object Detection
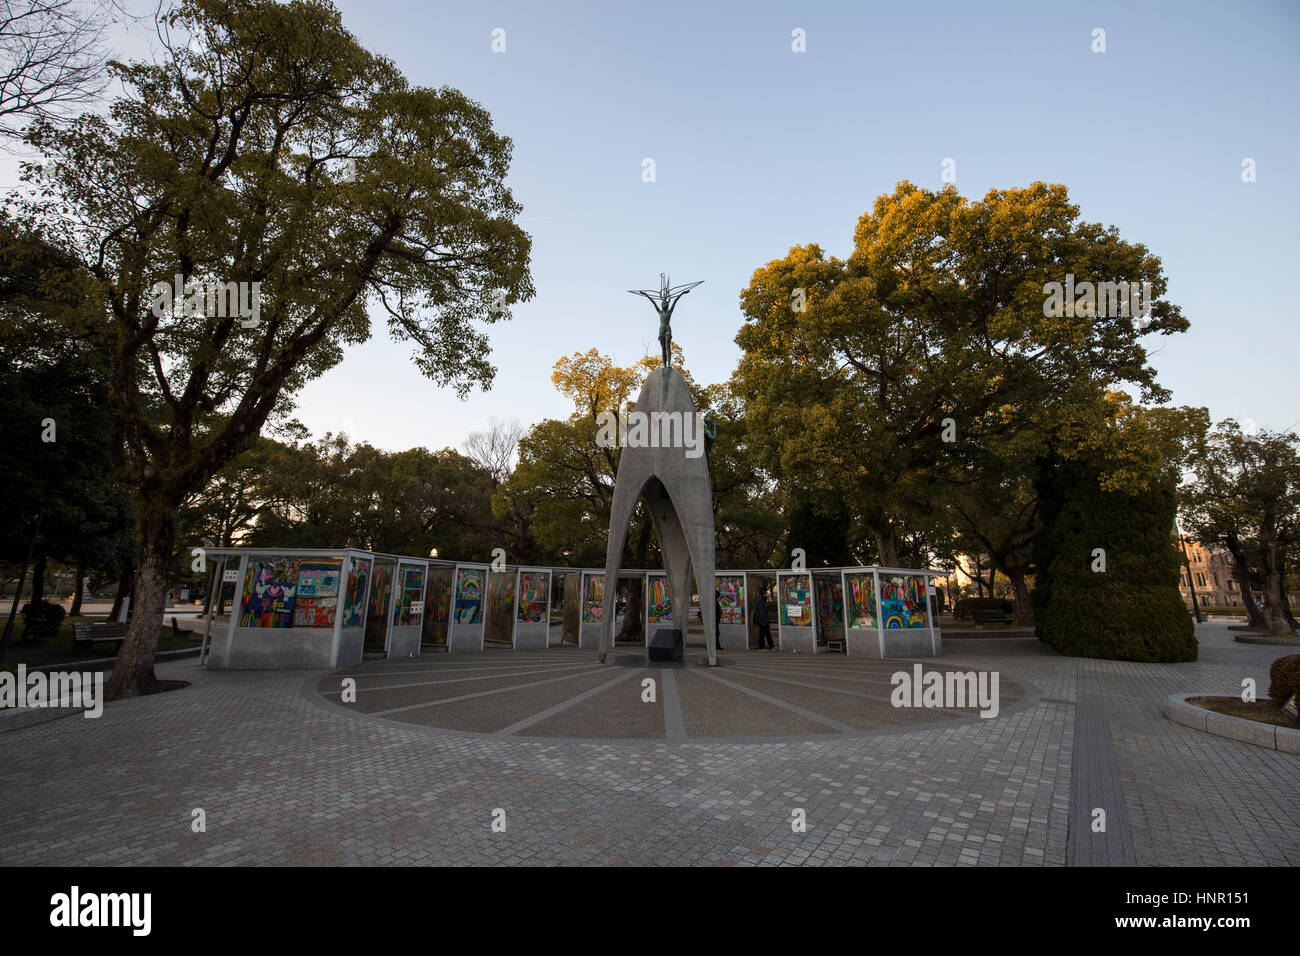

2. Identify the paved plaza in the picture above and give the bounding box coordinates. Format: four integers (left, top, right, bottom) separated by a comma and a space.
0, 622, 1295, 866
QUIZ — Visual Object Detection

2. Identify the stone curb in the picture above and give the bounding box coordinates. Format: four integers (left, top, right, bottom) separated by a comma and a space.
2, 646, 202, 676
1233, 634, 1300, 646
1162, 692, 1300, 754
0, 648, 202, 734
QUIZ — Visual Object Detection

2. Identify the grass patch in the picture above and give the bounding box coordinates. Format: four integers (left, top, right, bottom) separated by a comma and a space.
0, 614, 206, 672
1187, 695, 1300, 729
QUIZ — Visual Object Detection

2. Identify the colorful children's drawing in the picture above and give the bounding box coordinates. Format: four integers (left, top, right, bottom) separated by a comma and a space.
453, 567, 484, 624
582, 574, 603, 624
717, 575, 744, 625
240, 558, 301, 628
881, 598, 907, 629
780, 574, 812, 627
516, 571, 549, 623
293, 596, 335, 628
846, 574, 877, 629
365, 564, 393, 646
906, 575, 928, 628
394, 566, 425, 626
814, 576, 843, 641
341, 557, 371, 628
296, 560, 341, 598
880, 575, 928, 629
646, 575, 672, 625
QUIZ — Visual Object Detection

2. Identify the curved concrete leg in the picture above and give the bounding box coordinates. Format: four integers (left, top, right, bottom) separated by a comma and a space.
683, 523, 716, 667
599, 476, 639, 663
648, 480, 717, 667
643, 478, 716, 666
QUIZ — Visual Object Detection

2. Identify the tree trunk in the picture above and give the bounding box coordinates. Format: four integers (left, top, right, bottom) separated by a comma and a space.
109, 565, 132, 622
105, 510, 177, 699
1258, 519, 1294, 635
69, 559, 87, 617
1279, 555, 1299, 631
30, 548, 46, 605
617, 577, 644, 642
1226, 547, 1264, 627
1260, 553, 1293, 634
987, 565, 997, 600
1009, 568, 1034, 625
876, 525, 899, 568
1283, 598, 1299, 632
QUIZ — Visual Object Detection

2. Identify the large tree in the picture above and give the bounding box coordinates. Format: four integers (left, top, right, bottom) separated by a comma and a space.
8, 0, 533, 696
704, 383, 785, 569
1182, 422, 1300, 635
733, 180, 1186, 567
0, 299, 134, 641
943, 447, 1039, 624
1031, 394, 1206, 661
245, 434, 500, 560
495, 348, 666, 568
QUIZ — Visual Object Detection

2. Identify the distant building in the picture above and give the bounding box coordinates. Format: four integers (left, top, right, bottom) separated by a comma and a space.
1177, 540, 1300, 610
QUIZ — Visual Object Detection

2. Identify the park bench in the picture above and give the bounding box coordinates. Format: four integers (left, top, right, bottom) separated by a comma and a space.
71, 621, 127, 653
970, 608, 1013, 628
172, 616, 203, 639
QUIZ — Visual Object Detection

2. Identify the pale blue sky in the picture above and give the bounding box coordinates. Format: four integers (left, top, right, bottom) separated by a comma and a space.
13, 0, 1300, 450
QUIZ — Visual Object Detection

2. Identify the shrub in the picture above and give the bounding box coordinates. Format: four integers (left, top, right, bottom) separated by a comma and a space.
1269, 654, 1300, 713
953, 597, 1014, 620
1031, 457, 1196, 663
20, 600, 66, 639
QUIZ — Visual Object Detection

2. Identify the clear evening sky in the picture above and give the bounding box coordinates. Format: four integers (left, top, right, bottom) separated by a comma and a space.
16, 0, 1300, 452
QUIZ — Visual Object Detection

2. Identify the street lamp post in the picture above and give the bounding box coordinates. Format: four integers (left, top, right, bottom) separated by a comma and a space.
1178, 533, 1204, 624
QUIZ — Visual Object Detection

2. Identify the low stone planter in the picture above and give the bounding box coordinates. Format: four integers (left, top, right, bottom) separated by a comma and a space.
1232, 633, 1300, 646
1163, 692, 1300, 754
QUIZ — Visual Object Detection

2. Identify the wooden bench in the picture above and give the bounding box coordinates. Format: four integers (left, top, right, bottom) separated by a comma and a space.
171, 616, 199, 639
72, 621, 127, 653
971, 608, 1013, 627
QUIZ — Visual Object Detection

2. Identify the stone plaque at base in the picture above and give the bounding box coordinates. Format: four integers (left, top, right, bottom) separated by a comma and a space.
648, 627, 683, 662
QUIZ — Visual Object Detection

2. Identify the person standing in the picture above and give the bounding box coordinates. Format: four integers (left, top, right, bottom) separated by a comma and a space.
755, 588, 774, 650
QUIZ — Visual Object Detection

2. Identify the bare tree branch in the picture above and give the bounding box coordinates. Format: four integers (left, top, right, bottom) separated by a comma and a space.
0, 0, 123, 142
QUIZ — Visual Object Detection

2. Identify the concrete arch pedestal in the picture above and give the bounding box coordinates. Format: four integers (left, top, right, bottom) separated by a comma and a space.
599, 367, 717, 666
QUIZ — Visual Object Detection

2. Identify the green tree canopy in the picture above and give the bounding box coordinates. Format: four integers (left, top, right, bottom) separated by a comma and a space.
7, 0, 534, 696
734, 180, 1186, 566
1182, 422, 1300, 635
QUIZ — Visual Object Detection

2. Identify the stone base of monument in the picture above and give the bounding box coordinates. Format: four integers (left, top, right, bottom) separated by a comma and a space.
648, 627, 684, 663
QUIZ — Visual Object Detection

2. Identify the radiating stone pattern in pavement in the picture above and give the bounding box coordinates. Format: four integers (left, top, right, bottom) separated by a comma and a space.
0, 622, 1294, 866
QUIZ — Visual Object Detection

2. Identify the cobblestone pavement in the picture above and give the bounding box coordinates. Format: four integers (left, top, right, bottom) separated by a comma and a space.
0, 622, 1294, 866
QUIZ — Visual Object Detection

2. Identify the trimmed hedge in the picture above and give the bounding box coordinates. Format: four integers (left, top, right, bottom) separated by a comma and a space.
1032, 457, 1196, 663
1269, 654, 1300, 712
953, 597, 1014, 620
20, 600, 66, 639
